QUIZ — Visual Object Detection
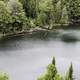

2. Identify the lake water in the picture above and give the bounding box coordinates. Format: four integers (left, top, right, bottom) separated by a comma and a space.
0, 30, 80, 80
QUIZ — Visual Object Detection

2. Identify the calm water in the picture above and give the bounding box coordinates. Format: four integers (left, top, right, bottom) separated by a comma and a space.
0, 30, 80, 80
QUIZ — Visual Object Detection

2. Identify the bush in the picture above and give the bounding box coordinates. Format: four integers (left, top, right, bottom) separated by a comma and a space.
0, 72, 9, 80
38, 64, 57, 80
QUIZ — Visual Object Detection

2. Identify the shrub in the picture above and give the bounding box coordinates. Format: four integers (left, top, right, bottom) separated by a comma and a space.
0, 72, 9, 80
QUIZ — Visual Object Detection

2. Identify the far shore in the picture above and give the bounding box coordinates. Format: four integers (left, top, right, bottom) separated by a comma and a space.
0, 23, 80, 39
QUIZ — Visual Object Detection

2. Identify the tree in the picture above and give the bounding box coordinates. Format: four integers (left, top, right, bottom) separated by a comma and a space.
38, 64, 57, 80
35, 0, 69, 28
66, 0, 80, 24
36, 0, 53, 27
52, 56, 56, 65
0, 0, 9, 2
22, 0, 38, 18
37, 57, 58, 80
54, 74, 63, 80
7, 0, 27, 32
0, 1, 11, 35
65, 63, 73, 80
38, 57, 74, 80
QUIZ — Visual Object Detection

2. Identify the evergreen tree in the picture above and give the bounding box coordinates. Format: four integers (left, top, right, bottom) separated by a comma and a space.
65, 63, 73, 80
52, 56, 56, 65
7, 0, 27, 32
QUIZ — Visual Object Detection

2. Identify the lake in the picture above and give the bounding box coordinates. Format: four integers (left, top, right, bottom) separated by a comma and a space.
0, 29, 80, 80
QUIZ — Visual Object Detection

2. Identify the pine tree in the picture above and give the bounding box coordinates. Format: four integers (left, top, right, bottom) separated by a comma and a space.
65, 63, 73, 80
52, 56, 56, 65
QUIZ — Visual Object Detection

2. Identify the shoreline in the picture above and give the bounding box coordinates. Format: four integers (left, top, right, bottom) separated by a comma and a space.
0, 24, 80, 39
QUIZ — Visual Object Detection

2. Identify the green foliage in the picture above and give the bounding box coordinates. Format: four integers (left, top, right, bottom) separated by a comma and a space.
0, 0, 80, 35
36, 12, 49, 26
65, 63, 73, 80
36, 0, 54, 27
54, 74, 63, 80
7, 0, 27, 32
37, 57, 58, 80
47, 64, 57, 78
66, 0, 80, 23
0, 72, 9, 80
35, 0, 69, 28
0, 0, 28, 34
22, 0, 38, 18
38, 57, 73, 80
38, 64, 57, 80
52, 56, 56, 65
0, 1, 11, 34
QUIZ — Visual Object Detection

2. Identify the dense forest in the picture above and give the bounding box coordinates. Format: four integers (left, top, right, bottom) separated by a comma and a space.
0, 0, 80, 36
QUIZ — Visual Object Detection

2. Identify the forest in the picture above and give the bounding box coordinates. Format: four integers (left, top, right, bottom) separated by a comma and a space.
0, 0, 80, 36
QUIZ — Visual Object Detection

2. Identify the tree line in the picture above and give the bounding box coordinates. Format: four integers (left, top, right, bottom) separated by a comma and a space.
0, 0, 80, 35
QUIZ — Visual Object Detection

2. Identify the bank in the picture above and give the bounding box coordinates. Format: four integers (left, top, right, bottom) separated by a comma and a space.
0, 23, 80, 39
